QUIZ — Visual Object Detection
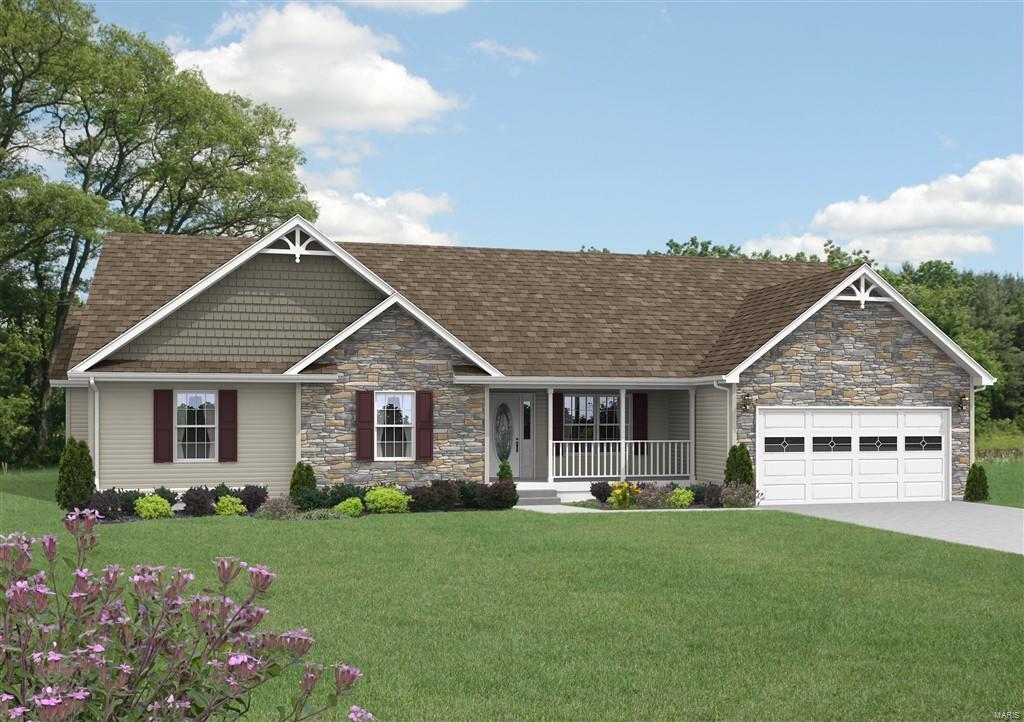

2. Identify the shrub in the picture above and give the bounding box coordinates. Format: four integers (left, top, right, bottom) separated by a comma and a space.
254, 495, 299, 521
118, 489, 145, 516
669, 487, 696, 508
459, 480, 481, 508
590, 481, 612, 503
721, 482, 762, 508
337, 497, 364, 517
409, 484, 439, 512
325, 483, 365, 506
55, 437, 95, 511
153, 486, 179, 507
299, 507, 347, 520
181, 486, 216, 516
964, 463, 990, 501
608, 481, 640, 509
497, 459, 513, 480
704, 483, 723, 508
238, 484, 269, 513
293, 486, 331, 512
431, 479, 461, 509
87, 488, 124, 520
686, 484, 706, 505
216, 495, 247, 516
364, 486, 412, 513
637, 483, 672, 509
724, 443, 755, 485
290, 461, 316, 501
135, 494, 174, 519
211, 483, 239, 501
479, 478, 518, 509
0, 510, 368, 720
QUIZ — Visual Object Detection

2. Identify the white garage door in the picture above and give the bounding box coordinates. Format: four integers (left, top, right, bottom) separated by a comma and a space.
756, 407, 949, 505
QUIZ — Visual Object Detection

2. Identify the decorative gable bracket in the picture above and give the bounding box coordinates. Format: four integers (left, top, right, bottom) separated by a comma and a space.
834, 275, 892, 308
260, 227, 335, 263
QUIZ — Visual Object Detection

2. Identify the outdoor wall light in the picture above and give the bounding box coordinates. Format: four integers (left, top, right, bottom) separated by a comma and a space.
741, 393, 753, 412
957, 393, 968, 412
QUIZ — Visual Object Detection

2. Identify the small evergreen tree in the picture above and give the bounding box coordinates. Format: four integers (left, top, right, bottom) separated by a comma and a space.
724, 443, 754, 485
289, 461, 316, 501
56, 438, 96, 511
497, 459, 513, 480
963, 463, 989, 502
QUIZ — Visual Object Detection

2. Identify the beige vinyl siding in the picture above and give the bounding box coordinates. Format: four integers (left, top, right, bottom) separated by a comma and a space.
97, 382, 296, 495
66, 387, 90, 446
534, 391, 547, 480
695, 385, 728, 483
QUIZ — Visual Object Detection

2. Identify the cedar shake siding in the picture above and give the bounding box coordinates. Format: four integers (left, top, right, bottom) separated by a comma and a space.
735, 302, 972, 495
117, 254, 384, 368
301, 305, 485, 485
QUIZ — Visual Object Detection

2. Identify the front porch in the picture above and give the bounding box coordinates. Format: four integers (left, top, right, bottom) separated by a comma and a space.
483, 386, 695, 489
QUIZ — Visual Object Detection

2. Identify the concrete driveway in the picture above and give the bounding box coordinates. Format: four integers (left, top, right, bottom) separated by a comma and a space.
773, 501, 1024, 555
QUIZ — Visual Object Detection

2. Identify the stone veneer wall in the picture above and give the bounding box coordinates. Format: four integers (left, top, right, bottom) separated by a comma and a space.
735, 302, 972, 495
300, 306, 485, 485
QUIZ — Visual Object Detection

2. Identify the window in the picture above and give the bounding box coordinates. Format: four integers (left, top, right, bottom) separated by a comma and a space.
764, 436, 804, 453
375, 392, 414, 460
563, 395, 595, 441
175, 391, 217, 461
905, 435, 942, 451
563, 394, 630, 442
597, 395, 620, 441
522, 399, 532, 440
860, 436, 897, 452
812, 436, 852, 452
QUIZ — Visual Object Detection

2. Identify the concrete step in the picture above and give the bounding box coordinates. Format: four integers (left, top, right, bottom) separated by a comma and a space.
515, 488, 561, 506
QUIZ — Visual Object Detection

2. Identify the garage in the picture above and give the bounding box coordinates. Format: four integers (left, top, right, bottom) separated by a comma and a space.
756, 407, 950, 504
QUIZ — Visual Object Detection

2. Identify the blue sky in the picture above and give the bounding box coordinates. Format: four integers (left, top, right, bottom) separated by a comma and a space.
95, 1, 1022, 273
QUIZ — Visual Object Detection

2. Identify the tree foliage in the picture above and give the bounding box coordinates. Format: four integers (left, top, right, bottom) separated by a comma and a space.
55, 436, 95, 510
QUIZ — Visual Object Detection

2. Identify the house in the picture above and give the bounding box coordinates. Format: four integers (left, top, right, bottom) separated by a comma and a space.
51, 217, 996, 505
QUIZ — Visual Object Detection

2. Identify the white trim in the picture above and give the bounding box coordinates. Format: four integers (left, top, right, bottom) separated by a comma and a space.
484, 388, 491, 482
618, 388, 626, 482
723, 265, 996, 387
295, 384, 302, 464
71, 216, 397, 374
373, 390, 416, 461
67, 372, 335, 383
453, 375, 725, 388
285, 297, 399, 374
546, 387, 554, 483
90, 377, 99, 487
172, 390, 219, 463
50, 379, 89, 388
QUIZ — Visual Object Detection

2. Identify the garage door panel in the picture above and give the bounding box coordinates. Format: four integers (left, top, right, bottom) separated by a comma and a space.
858, 457, 899, 476
762, 413, 806, 430
858, 413, 899, 429
857, 482, 898, 499
763, 459, 806, 476
811, 483, 853, 500
811, 458, 853, 476
762, 483, 806, 502
902, 412, 943, 430
904, 481, 944, 499
904, 457, 943, 476
811, 413, 853, 429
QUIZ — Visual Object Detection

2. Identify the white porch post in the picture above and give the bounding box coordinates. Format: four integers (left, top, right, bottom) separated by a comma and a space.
483, 387, 491, 483
546, 387, 554, 483
619, 387, 626, 482
688, 387, 695, 479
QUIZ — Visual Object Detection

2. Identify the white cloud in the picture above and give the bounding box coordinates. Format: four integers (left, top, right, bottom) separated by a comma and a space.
311, 187, 455, 244
470, 39, 541, 65
743, 155, 1022, 265
347, 0, 467, 14
175, 2, 457, 134
163, 33, 190, 53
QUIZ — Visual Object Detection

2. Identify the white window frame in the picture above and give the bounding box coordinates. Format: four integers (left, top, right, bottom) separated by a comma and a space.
173, 390, 218, 463
562, 393, 633, 442
373, 390, 416, 461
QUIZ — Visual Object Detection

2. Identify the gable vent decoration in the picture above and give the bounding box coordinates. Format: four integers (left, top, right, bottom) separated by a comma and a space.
835, 275, 892, 309
260, 227, 335, 263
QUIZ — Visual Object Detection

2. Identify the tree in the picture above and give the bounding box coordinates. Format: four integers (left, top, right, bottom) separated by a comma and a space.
724, 443, 754, 485
55, 436, 95, 510
647, 236, 746, 258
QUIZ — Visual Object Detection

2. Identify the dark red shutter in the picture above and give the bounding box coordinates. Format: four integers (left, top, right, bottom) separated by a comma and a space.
552, 392, 563, 456
416, 390, 434, 461
153, 389, 173, 463
632, 393, 648, 454
219, 390, 238, 462
355, 390, 374, 461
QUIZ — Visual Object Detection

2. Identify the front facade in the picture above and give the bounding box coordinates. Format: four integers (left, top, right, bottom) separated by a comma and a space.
52, 218, 995, 504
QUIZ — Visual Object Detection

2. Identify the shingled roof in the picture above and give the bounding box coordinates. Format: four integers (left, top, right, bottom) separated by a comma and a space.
55, 232, 858, 379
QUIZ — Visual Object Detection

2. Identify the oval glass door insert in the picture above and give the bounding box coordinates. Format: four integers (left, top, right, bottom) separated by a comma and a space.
494, 403, 513, 461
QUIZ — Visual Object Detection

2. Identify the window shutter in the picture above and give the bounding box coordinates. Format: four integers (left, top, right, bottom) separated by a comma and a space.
355, 390, 374, 461
415, 390, 434, 461
219, 390, 238, 462
153, 389, 173, 463
552, 392, 563, 456
632, 392, 648, 455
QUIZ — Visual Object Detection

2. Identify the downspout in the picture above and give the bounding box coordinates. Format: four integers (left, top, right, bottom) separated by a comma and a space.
712, 380, 732, 458
89, 376, 99, 488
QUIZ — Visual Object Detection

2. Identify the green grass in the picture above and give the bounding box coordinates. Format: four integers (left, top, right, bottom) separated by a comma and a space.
983, 459, 1024, 509
2, 469, 1022, 721
977, 429, 1024, 451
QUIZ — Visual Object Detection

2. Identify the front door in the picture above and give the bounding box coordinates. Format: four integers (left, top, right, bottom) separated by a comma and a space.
490, 393, 534, 479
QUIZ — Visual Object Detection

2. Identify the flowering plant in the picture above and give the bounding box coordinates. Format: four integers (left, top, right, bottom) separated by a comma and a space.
0, 509, 370, 721
608, 481, 640, 510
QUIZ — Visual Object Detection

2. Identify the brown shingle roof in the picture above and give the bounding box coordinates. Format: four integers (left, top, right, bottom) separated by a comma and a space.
55, 232, 854, 379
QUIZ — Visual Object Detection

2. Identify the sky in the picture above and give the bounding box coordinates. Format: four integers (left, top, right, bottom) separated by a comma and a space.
93, 0, 1023, 273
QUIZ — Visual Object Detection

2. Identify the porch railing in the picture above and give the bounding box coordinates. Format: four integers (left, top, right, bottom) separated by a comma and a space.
551, 440, 691, 479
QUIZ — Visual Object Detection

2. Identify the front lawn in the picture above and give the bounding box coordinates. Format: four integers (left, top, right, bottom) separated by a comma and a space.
984, 459, 1024, 509
2, 469, 1021, 721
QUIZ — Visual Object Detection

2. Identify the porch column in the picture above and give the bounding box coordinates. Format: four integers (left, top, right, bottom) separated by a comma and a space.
688, 387, 696, 479
546, 387, 554, 483
483, 387, 491, 483
619, 387, 626, 482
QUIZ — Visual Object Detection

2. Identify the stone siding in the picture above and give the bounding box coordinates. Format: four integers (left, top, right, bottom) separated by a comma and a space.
735, 302, 972, 495
301, 306, 484, 485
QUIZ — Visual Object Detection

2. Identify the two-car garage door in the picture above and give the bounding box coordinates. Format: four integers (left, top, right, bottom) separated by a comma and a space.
756, 407, 950, 505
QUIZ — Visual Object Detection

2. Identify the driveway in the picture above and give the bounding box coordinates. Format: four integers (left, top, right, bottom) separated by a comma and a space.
773, 501, 1024, 555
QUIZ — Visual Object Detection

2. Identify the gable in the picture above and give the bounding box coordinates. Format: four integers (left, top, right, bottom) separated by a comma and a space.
112, 253, 384, 371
